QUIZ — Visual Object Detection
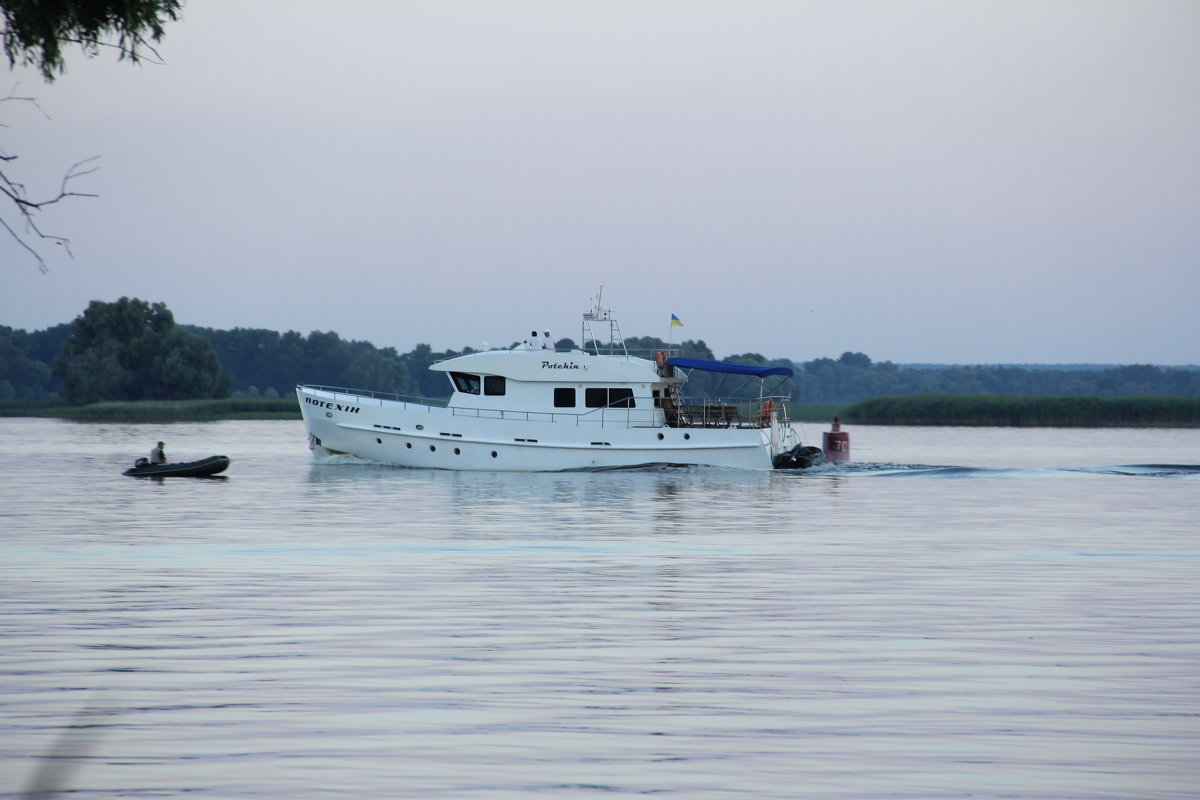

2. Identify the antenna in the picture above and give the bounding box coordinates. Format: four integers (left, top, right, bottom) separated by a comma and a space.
580, 285, 626, 355
584, 283, 609, 321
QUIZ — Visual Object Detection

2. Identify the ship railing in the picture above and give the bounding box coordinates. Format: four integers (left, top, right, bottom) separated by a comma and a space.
436, 396, 792, 430
579, 344, 681, 360
662, 395, 790, 429
300, 385, 791, 430
446, 406, 663, 428
299, 385, 449, 408
300, 385, 659, 427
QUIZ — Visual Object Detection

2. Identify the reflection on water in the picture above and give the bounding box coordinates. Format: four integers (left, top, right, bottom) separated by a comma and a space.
1, 418, 1198, 799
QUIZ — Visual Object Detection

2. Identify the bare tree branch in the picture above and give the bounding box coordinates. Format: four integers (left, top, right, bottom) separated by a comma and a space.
2, 90, 98, 273
2, 2, 181, 270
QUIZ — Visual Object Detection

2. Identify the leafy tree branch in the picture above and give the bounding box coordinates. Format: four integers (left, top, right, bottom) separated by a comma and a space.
1, 0, 181, 81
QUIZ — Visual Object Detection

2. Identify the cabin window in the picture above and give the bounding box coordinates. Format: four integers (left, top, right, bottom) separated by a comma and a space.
585, 387, 636, 409
554, 387, 576, 408
484, 376, 506, 396
610, 388, 635, 408
450, 372, 481, 394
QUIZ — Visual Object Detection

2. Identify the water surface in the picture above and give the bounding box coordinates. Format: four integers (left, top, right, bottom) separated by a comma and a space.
2, 419, 1197, 799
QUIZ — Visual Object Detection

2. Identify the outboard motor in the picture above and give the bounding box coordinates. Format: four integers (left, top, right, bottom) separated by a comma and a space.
772, 444, 825, 470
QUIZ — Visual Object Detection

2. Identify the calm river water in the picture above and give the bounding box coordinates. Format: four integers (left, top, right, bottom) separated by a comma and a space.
1, 418, 1197, 799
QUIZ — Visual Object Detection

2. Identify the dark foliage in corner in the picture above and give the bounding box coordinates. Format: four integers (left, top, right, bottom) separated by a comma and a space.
1, 0, 181, 80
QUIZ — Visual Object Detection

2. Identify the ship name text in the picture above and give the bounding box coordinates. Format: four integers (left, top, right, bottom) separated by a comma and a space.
305, 397, 361, 413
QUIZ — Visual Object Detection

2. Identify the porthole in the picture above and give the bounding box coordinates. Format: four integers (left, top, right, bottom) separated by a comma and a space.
416, 424, 424, 431
376, 438, 382, 444
684, 433, 691, 440
657, 432, 664, 440
491, 451, 498, 458
429, 445, 436, 452
454, 448, 461, 455
405, 442, 412, 449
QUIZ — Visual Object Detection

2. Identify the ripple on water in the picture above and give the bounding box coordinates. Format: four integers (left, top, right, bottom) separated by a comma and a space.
1, 419, 1198, 799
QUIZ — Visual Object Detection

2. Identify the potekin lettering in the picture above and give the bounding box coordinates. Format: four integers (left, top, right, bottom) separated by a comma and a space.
305, 397, 361, 413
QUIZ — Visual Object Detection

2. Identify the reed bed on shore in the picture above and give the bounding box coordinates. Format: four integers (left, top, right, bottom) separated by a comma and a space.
846, 394, 1200, 427
0, 398, 301, 421
784, 403, 849, 423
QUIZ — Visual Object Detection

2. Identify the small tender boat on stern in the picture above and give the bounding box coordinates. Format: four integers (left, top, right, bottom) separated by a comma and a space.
296, 303, 818, 472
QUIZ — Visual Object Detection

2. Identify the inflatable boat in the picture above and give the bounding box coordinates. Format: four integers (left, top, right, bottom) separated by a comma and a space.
123, 455, 231, 478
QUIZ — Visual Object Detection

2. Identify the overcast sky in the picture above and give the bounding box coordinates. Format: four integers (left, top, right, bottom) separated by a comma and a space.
3, 1, 1197, 364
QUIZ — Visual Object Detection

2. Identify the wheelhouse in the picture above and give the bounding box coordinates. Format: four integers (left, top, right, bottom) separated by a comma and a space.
426, 349, 794, 431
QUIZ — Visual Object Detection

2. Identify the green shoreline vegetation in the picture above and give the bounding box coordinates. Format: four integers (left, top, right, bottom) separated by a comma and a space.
5, 298, 1199, 428
784, 403, 849, 423
844, 394, 1200, 427
0, 397, 301, 422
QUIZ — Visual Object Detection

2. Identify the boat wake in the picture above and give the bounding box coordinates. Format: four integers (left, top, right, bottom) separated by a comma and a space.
564, 462, 697, 473
1061, 464, 1200, 477
311, 449, 375, 466
784, 462, 1200, 479
309, 455, 1200, 479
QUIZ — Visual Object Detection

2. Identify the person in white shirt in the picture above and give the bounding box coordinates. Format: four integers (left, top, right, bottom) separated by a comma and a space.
541, 331, 556, 352
150, 441, 166, 464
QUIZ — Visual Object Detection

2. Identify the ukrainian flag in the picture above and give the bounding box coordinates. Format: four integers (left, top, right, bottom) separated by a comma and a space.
671, 314, 684, 327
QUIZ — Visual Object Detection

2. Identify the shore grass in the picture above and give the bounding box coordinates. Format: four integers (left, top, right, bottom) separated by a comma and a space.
846, 394, 1200, 427
0, 398, 301, 421
785, 403, 850, 423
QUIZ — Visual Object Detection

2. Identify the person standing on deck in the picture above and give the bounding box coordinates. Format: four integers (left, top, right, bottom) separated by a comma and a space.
541, 331, 556, 352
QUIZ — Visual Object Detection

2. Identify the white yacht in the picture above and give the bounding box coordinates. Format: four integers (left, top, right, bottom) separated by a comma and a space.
297, 302, 819, 471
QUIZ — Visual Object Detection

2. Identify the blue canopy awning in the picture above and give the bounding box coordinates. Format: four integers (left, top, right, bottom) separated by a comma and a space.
664, 357, 793, 379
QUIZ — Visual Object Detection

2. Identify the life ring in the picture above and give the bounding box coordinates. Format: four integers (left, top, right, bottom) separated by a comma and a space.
655, 350, 667, 368
761, 398, 775, 418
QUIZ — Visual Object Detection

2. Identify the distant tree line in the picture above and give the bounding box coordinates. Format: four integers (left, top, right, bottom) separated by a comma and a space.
2, 299, 1198, 403
3, 298, 231, 403
187, 327, 468, 400
793, 352, 1200, 402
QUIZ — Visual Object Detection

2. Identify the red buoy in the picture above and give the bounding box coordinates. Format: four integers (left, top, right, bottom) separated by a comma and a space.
822, 416, 851, 462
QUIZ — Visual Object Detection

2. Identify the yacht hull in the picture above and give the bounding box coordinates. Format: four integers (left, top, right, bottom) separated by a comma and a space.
298, 386, 792, 471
